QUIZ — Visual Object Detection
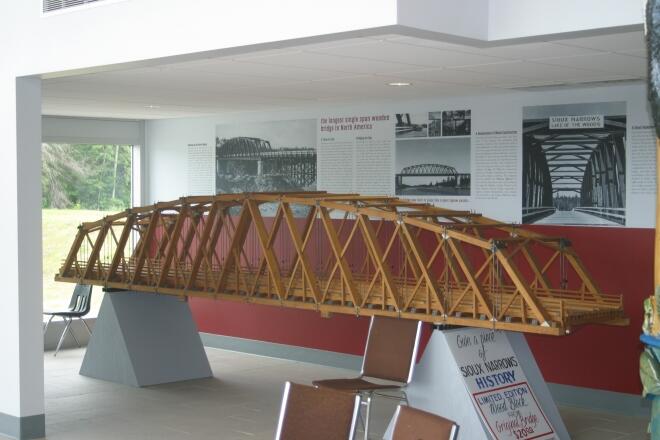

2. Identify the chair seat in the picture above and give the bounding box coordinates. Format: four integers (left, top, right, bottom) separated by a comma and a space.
44, 310, 86, 317
313, 377, 402, 393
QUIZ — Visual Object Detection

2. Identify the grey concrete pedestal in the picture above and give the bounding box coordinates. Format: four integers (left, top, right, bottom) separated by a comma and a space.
385, 329, 569, 439
79, 291, 212, 387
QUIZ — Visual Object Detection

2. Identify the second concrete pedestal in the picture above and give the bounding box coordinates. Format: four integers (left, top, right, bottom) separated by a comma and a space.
385, 329, 569, 439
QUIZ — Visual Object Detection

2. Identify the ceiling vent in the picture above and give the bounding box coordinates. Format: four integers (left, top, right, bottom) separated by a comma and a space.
43, 0, 106, 13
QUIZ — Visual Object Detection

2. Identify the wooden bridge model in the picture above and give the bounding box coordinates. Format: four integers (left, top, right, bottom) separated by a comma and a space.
55, 192, 628, 336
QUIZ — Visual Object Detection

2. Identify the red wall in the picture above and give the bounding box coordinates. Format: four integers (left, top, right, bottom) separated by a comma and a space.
524, 225, 652, 395
190, 225, 652, 395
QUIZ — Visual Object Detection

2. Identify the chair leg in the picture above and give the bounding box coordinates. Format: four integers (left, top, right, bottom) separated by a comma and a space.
356, 397, 366, 432
402, 390, 409, 406
67, 318, 81, 348
355, 394, 367, 435
363, 392, 372, 440
43, 315, 54, 336
79, 317, 92, 336
54, 318, 72, 357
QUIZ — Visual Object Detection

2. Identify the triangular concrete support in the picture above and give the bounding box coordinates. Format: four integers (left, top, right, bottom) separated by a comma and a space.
403, 329, 489, 439
80, 291, 212, 387
385, 329, 569, 439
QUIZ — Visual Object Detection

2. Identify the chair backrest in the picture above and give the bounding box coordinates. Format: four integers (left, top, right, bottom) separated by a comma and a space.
391, 405, 458, 440
361, 316, 422, 383
275, 382, 360, 440
68, 284, 92, 314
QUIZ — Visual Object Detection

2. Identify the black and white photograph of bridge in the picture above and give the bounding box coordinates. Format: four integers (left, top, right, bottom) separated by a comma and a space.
428, 111, 442, 137
395, 113, 428, 138
442, 109, 471, 136
215, 119, 317, 195
522, 102, 626, 226
395, 137, 471, 196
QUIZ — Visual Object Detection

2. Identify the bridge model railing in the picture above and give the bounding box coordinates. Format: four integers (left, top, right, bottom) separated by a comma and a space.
573, 207, 626, 225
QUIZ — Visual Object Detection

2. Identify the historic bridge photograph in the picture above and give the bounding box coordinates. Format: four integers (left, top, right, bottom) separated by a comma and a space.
522, 102, 626, 226
215, 119, 317, 195
395, 137, 471, 196
395, 112, 428, 138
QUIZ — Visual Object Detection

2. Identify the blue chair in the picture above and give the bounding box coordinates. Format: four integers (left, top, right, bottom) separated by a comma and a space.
43, 284, 93, 356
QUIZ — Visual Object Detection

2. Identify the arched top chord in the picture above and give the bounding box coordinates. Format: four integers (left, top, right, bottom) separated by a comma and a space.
398, 164, 458, 176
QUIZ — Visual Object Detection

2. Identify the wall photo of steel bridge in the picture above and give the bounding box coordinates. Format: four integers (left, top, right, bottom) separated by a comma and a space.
522, 102, 626, 226
395, 113, 428, 138
215, 120, 317, 197
395, 137, 471, 196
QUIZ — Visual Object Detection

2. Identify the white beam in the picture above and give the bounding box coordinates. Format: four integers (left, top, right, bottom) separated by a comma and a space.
397, 0, 643, 43
487, 0, 643, 41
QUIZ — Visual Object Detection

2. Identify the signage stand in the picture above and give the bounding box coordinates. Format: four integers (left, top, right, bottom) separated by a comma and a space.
384, 328, 569, 440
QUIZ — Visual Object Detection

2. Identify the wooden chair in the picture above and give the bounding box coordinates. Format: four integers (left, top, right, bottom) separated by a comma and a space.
43, 284, 93, 356
391, 405, 458, 440
275, 381, 360, 440
313, 316, 422, 440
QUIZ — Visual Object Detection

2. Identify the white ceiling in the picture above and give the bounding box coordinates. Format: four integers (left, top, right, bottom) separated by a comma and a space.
42, 30, 648, 119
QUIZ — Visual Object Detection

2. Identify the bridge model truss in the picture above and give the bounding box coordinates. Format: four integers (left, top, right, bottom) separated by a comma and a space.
55, 192, 628, 336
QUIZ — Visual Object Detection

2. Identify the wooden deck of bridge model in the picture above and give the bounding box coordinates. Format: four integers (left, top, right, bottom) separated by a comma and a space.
55, 191, 628, 336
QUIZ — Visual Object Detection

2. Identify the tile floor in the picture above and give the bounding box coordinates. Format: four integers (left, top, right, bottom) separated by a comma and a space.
4, 347, 650, 439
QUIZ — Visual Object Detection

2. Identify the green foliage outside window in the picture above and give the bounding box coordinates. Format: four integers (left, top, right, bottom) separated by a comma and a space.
42, 143, 133, 315
42, 143, 132, 210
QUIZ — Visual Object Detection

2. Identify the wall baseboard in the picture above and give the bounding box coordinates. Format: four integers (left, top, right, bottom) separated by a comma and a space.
200, 332, 651, 418
199, 333, 362, 370
0, 412, 45, 440
547, 382, 650, 418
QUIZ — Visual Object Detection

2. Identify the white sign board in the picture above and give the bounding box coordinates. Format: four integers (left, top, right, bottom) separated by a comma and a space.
549, 114, 604, 129
187, 143, 214, 196
446, 328, 556, 440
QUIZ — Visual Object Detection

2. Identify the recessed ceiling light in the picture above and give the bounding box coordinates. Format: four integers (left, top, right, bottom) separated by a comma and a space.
144, 104, 161, 109
388, 81, 412, 87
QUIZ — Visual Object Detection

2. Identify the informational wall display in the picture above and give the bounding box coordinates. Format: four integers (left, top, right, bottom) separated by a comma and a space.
446, 328, 556, 440
522, 102, 627, 227
314, 100, 654, 227
187, 89, 655, 228
318, 114, 393, 195
215, 119, 317, 194
187, 143, 214, 196
473, 130, 518, 201
630, 125, 657, 196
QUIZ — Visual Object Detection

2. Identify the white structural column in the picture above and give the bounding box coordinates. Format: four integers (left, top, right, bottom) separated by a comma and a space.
0, 74, 45, 439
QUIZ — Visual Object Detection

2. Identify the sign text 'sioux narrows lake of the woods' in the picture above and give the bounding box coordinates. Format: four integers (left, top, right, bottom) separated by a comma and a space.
446, 329, 556, 440
549, 114, 604, 129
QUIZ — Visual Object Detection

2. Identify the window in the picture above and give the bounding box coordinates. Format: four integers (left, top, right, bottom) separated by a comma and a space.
42, 143, 135, 316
